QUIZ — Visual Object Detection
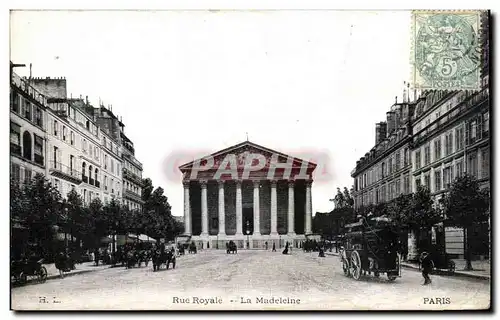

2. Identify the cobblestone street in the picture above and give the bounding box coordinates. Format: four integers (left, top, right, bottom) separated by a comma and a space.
11, 250, 490, 310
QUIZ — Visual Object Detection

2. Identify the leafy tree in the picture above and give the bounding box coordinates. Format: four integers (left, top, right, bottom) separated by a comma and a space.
20, 174, 63, 256
343, 187, 354, 208
441, 174, 490, 270
65, 189, 88, 248
88, 198, 106, 249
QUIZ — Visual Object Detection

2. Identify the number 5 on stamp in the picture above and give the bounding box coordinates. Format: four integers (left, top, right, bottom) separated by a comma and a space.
412, 10, 483, 91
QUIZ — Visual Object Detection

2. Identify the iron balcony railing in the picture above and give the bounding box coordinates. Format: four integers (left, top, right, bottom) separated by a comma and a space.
50, 161, 82, 182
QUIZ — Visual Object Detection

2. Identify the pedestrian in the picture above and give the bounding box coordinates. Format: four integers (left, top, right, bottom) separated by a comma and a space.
272, 242, 276, 252
55, 251, 67, 278
420, 252, 434, 285
265, 241, 268, 250
94, 248, 100, 266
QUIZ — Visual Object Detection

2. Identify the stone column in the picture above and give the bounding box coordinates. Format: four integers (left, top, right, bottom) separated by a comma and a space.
217, 180, 226, 236
183, 181, 191, 235
305, 180, 313, 234
270, 180, 278, 235
236, 180, 243, 236
200, 180, 208, 236
253, 180, 261, 235
288, 180, 295, 235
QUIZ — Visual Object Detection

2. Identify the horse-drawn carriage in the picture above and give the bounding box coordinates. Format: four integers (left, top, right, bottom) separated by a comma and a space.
152, 246, 176, 272
11, 257, 48, 285
340, 216, 401, 282
226, 241, 237, 254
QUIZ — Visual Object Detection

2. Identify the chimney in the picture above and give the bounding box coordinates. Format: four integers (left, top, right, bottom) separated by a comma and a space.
403, 81, 407, 103
86, 95, 88, 105
386, 111, 396, 134
375, 122, 387, 145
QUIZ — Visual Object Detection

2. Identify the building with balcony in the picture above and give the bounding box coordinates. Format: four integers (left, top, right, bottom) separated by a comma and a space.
351, 93, 415, 210
10, 68, 48, 186
121, 133, 144, 211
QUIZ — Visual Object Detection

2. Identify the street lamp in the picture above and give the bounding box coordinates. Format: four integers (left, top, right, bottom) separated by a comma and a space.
245, 221, 250, 249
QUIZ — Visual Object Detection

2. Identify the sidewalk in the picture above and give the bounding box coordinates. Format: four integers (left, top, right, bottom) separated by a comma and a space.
325, 251, 490, 280
44, 261, 110, 280
400, 259, 490, 281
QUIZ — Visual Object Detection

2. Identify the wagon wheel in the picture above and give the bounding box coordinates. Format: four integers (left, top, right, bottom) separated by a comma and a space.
349, 250, 362, 280
19, 272, 27, 285
342, 257, 350, 276
37, 267, 48, 283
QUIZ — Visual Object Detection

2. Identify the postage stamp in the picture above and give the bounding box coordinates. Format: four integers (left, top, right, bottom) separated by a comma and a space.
412, 10, 482, 91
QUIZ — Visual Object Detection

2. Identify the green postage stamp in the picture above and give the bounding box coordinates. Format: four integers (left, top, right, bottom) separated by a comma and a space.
412, 10, 482, 90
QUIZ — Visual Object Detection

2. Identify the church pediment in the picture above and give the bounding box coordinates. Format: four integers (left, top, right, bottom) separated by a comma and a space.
179, 141, 316, 181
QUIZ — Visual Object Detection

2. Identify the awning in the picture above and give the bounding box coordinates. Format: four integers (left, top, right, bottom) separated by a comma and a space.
138, 234, 156, 243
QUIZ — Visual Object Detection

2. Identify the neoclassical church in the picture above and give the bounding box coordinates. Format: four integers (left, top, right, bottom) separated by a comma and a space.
179, 141, 316, 249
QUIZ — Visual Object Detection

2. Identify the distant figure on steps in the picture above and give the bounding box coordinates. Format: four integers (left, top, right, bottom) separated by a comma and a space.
282, 241, 289, 255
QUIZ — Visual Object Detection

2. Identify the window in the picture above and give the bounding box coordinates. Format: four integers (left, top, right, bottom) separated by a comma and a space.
35, 107, 42, 127
415, 150, 421, 170
34, 135, 44, 165
445, 132, 453, 156
62, 126, 67, 141
95, 147, 99, 160
395, 179, 401, 196
443, 167, 452, 188
481, 148, 490, 178
104, 176, 108, 191
483, 112, 489, 136
404, 175, 410, 194
434, 170, 442, 191
381, 162, 386, 178
471, 120, 477, 139
54, 178, 60, 192
395, 152, 400, 171
53, 146, 59, 167
424, 174, 430, 190
455, 126, 464, 151
10, 122, 21, 153
70, 131, 75, 145
111, 159, 114, 173
86, 120, 90, 130
424, 145, 430, 165
456, 160, 464, 178
467, 154, 478, 177
11, 163, 20, 182
404, 148, 409, 166
431, 140, 439, 163
53, 120, 58, 136
83, 139, 87, 153
388, 158, 393, 174
103, 137, 107, 147
70, 155, 75, 174
22, 131, 32, 160
105, 155, 108, 170
89, 144, 93, 158
24, 168, 32, 184
111, 178, 114, 193
11, 91, 19, 113
23, 100, 32, 121
435, 111, 441, 119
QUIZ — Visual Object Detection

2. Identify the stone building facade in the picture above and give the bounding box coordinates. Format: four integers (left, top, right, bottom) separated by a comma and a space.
10, 64, 144, 212
179, 141, 316, 249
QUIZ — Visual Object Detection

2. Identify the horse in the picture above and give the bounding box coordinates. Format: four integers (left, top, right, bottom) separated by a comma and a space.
226, 241, 237, 254
152, 248, 176, 271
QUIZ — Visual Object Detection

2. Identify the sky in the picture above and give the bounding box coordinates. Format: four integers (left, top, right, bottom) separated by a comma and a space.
10, 10, 412, 215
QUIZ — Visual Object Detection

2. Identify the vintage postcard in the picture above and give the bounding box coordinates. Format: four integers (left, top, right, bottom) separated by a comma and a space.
9, 9, 491, 311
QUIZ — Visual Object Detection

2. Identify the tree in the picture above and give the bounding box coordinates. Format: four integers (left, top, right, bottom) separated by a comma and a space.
88, 198, 106, 249
441, 174, 490, 270
19, 174, 63, 257
343, 187, 354, 208
65, 189, 88, 249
